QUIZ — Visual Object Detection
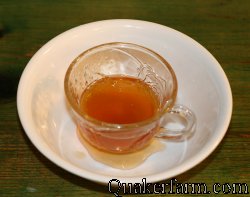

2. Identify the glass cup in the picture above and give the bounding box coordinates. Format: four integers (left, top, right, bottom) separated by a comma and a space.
64, 42, 196, 153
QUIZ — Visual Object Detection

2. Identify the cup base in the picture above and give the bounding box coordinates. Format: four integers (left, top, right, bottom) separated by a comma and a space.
77, 128, 165, 169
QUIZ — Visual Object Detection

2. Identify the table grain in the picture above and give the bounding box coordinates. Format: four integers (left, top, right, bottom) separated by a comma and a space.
0, 0, 249, 196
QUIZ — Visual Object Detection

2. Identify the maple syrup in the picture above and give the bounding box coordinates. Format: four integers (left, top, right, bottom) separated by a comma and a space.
77, 75, 162, 154
80, 76, 160, 124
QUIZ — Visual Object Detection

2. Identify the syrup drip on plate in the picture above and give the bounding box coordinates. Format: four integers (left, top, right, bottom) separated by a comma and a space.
77, 129, 165, 169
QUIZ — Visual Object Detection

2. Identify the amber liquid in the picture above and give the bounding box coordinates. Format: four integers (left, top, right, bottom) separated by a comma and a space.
77, 75, 161, 156
80, 76, 159, 124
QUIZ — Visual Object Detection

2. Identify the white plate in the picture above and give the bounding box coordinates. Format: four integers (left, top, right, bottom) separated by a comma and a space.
17, 19, 232, 184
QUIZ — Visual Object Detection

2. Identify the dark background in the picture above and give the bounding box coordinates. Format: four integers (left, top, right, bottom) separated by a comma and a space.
0, 0, 249, 196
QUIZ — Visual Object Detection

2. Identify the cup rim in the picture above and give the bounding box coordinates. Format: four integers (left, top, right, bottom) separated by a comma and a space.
64, 42, 178, 130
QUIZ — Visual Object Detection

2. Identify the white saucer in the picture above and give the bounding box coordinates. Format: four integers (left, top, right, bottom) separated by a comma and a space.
17, 19, 232, 184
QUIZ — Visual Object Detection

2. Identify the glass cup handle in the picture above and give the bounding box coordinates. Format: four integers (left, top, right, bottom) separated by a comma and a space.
155, 105, 196, 140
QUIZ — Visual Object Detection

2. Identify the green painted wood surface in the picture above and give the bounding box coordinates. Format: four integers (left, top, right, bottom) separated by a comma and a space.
0, 0, 249, 196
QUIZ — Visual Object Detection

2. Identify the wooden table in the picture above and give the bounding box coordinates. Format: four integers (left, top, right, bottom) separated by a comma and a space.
0, 0, 249, 196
